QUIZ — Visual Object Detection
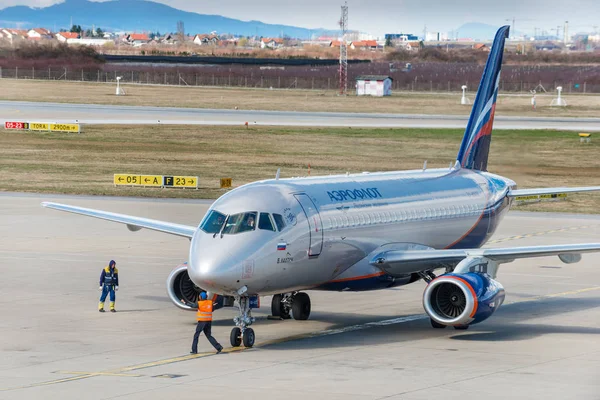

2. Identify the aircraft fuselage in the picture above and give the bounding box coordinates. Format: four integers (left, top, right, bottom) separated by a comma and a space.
189, 167, 516, 296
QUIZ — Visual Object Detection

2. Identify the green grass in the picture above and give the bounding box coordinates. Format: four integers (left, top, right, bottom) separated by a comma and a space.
1, 125, 599, 213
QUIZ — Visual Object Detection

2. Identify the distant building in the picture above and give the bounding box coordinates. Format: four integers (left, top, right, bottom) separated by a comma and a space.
1, 28, 28, 43
67, 38, 112, 46
260, 38, 284, 49
350, 40, 379, 50
55, 32, 79, 42
126, 33, 149, 45
193, 34, 218, 45
425, 32, 448, 41
472, 43, 490, 51
385, 33, 419, 42
27, 28, 52, 40
355, 75, 393, 97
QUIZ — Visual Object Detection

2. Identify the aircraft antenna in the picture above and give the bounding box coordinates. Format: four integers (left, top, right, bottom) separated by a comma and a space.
422, 160, 427, 171
339, 1, 348, 96
275, 168, 280, 180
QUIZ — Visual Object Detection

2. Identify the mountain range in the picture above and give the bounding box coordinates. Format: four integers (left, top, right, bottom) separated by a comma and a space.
0, 0, 337, 38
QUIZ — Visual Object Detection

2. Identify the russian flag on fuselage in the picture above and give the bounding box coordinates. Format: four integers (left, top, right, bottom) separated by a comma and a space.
456, 25, 510, 171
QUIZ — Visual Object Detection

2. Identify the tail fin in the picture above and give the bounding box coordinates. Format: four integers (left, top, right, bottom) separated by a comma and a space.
456, 25, 509, 171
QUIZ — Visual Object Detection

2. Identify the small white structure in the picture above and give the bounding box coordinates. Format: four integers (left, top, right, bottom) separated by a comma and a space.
550, 86, 567, 106
66, 38, 111, 46
115, 77, 125, 95
530, 90, 537, 110
355, 75, 393, 97
460, 85, 471, 105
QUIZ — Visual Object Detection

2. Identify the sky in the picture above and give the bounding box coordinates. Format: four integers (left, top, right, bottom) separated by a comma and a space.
1, 0, 599, 37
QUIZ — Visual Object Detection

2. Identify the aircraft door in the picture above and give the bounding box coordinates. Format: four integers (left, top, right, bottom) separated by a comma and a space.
294, 194, 323, 257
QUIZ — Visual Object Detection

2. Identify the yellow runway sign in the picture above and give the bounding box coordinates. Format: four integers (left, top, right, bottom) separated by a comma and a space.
114, 174, 199, 189
28, 122, 50, 131
50, 123, 80, 133
220, 178, 232, 188
114, 174, 142, 186
140, 175, 163, 187
163, 176, 198, 188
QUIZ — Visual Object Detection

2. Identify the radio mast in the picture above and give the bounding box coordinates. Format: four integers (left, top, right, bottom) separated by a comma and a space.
339, 2, 348, 95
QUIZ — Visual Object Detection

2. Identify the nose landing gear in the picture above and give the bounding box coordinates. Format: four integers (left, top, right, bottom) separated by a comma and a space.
230, 296, 255, 348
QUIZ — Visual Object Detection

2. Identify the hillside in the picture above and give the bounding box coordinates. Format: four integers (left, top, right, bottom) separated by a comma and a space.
0, 0, 336, 38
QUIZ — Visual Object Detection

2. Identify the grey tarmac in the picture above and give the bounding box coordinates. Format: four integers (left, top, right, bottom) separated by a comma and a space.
0, 192, 599, 399
1, 100, 600, 130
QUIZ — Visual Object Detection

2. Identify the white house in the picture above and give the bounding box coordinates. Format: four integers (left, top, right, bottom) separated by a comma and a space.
1, 29, 27, 43
355, 75, 393, 97
27, 28, 52, 40
55, 32, 79, 42
193, 34, 218, 45
260, 38, 284, 49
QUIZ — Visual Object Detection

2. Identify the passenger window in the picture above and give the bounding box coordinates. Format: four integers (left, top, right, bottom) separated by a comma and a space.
258, 213, 275, 231
272, 214, 286, 231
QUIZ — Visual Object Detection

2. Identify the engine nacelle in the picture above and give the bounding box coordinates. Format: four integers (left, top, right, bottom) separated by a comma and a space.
423, 272, 505, 327
167, 263, 203, 311
167, 263, 234, 311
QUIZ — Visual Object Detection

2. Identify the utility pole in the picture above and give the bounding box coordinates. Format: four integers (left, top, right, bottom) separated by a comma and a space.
339, 1, 348, 96
564, 21, 569, 43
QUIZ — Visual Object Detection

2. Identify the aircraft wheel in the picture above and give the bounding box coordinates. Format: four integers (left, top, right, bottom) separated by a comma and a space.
271, 294, 282, 317
430, 318, 446, 329
454, 325, 469, 330
292, 292, 311, 320
243, 328, 255, 348
230, 327, 242, 347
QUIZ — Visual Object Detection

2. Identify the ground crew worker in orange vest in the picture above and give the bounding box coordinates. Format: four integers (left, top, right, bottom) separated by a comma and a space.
190, 292, 223, 354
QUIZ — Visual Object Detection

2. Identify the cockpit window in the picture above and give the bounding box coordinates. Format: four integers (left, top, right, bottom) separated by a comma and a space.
222, 212, 257, 234
272, 214, 286, 231
200, 210, 226, 234
258, 213, 275, 231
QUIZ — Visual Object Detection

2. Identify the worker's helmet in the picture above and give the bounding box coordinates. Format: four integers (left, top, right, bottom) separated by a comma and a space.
200, 292, 207, 300
109, 260, 116, 268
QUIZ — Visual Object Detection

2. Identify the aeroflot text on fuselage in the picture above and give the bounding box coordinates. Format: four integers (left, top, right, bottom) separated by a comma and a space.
327, 188, 382, 202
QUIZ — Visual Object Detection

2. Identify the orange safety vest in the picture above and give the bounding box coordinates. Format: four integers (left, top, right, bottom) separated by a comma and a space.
196, 299, 213, 322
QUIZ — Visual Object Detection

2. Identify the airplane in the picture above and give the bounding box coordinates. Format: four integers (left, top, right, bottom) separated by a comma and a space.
42, 25, 600, 349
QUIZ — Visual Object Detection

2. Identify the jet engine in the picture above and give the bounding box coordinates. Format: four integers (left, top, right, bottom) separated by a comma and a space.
167, 263, 234, 311
167, 263, 203, 310
423, 272, 505, 327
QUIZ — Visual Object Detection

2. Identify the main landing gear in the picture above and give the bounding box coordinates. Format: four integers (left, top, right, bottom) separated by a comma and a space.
230, 296, 256, 348
270, 292, 311, 321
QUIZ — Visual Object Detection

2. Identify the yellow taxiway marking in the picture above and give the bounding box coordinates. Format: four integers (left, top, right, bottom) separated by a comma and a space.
489, 224, 597, 244
55, 371, 142, 377
3, 285, 600, 392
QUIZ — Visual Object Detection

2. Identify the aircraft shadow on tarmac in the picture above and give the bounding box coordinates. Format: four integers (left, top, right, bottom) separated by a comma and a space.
261, 296, 600, 351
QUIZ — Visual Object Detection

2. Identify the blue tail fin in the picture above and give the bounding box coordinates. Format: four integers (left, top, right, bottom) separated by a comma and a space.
456, 25, 509, 171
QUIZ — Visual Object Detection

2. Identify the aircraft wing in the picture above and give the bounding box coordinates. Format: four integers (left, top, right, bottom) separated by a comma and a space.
508, 186, 600, 197
370, 243, 600, 276
42, 202, 196, 238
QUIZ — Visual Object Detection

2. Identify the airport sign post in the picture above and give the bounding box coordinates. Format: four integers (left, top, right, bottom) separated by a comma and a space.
23, 122, 81, 133
114, 174, 199, 189
49, 123, 80, 133
220, 178, 232, 189
4, 121, 28, 130
163, 176, 198, 189
28, 122, 50, 131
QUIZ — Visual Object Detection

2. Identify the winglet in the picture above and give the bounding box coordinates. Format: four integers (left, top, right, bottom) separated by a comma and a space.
456, 25, 510, 171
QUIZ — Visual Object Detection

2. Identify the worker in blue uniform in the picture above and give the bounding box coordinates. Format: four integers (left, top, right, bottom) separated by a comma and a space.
98, 260, 119, 312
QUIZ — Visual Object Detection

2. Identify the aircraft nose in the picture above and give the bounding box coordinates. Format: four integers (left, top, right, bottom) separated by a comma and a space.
188, 233, 238, 294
